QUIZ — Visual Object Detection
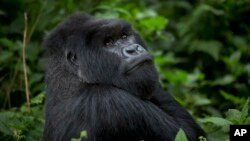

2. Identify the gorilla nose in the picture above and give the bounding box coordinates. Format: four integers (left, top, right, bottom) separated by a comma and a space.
122, 44, 146, 57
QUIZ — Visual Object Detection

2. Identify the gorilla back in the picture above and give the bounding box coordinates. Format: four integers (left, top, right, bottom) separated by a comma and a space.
43, 13, 205, 141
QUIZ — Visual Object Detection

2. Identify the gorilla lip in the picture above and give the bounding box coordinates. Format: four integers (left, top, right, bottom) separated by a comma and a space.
123, 55, 153, 74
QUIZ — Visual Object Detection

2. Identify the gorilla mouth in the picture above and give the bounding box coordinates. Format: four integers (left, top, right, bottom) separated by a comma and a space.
123, 55, 153, 74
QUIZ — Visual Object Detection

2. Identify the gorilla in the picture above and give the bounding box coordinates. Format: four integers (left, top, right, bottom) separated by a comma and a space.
43, 13, 205, 141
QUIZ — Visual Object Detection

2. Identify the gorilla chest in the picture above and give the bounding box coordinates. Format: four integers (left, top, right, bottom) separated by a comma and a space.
70, 89, 170, 140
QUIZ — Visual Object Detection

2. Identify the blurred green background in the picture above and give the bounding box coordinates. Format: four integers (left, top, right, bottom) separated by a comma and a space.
0, 0, 249, 141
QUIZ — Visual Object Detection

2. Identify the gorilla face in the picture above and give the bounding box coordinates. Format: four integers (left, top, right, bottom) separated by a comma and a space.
45, 13, 159, 99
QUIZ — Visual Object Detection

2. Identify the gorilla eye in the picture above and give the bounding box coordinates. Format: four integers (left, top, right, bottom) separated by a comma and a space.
104, 37, 114, 47
121, 33, 127, 39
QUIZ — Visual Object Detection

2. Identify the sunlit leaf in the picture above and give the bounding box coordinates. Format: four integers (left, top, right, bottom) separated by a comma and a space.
175, 129, 188, 141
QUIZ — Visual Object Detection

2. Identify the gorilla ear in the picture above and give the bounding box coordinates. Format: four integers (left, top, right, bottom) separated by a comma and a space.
66, 51, 78, 66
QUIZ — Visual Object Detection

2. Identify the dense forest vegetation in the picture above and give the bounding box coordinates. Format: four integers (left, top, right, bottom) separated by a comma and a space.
0, 0, 249, 141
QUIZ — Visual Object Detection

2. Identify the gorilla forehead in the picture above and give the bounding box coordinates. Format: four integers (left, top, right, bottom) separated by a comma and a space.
52, 13, 131, 39
57, 14, 133, 48
98, 19, 131, 31
84, 18, 132, 37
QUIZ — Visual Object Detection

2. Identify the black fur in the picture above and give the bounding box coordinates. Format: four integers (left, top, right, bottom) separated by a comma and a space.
43, 13, 205, 141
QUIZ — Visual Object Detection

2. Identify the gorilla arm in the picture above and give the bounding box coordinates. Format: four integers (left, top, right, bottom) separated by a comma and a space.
150, 86, 206, 140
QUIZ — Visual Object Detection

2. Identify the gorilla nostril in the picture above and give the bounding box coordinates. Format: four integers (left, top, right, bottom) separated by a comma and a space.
123, 44, 144, 57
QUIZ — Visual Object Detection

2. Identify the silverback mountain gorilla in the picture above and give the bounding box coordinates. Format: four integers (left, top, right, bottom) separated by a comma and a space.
43, 13, 205, 141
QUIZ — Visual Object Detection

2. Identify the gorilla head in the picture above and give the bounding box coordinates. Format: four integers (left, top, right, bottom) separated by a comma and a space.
45, 13, 158, 99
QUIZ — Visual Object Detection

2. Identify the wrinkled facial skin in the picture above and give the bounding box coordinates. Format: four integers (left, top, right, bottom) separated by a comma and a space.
47, 13, 159, 99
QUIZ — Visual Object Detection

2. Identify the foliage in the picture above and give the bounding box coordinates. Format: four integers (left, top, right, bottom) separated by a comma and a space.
175, 129, 188, 141
0, 93, 44, 141
71, 131, 88, 141
200, 98, 250, 141
0, 0, 249, 140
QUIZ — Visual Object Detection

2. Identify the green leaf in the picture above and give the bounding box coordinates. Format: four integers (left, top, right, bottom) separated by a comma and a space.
189, 40, 222, 61
0, 112, 15, 135
230, 51, 241, 62
213, 75, 235, 86
245, 117, 250, 124
154, 52, 178, 65
226, 109, 242, 123
136, 9, 157, 19
219, 90, 244, 104
186, 69, 205, 85
201, 117, 232, 126
71, 130, 87, 141
162, 70, 188, 85
139, 16, 168, 31
244, 64, 250, 74
31, 93, 45, 105
241, 98, 250, 120
193, 96, 211, 106
80, 130, 88, 138
0, 51, 12, 62
175, 129, 188, 141
0, 38, 14, 48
